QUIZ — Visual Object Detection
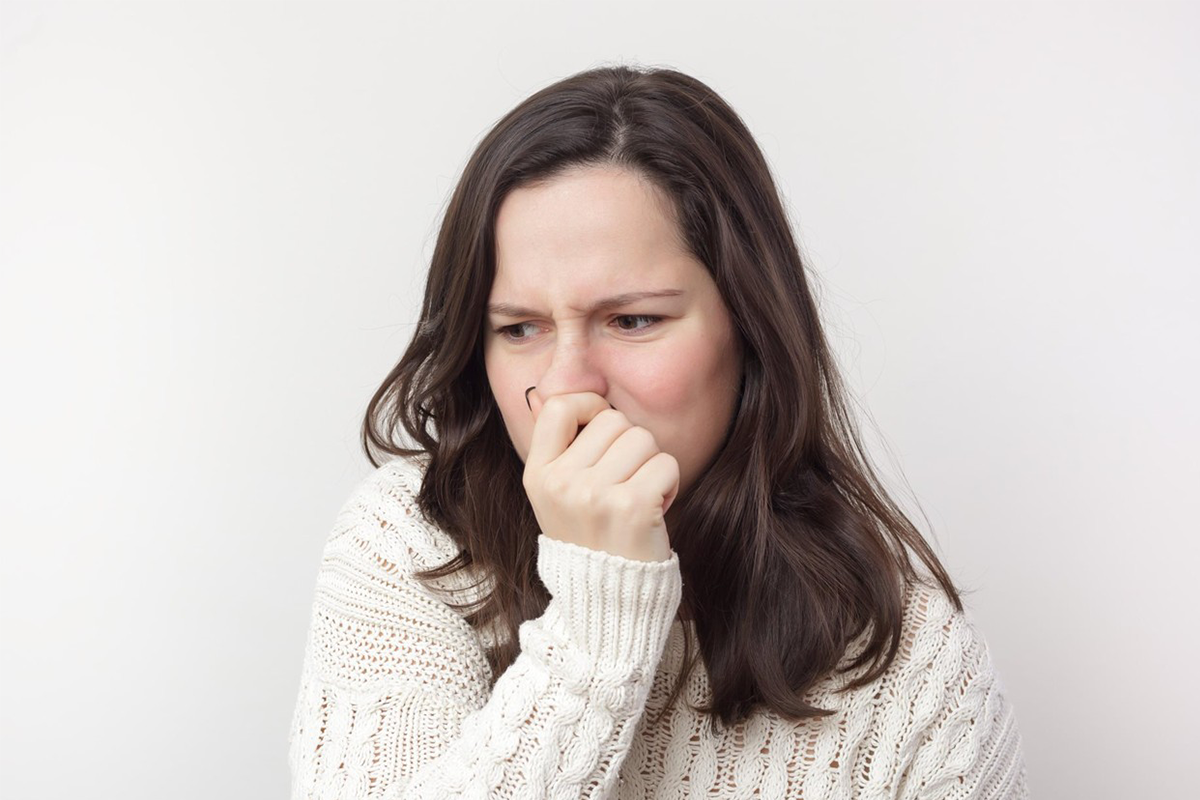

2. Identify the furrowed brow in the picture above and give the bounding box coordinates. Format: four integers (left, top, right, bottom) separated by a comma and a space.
487, 289, 684, 318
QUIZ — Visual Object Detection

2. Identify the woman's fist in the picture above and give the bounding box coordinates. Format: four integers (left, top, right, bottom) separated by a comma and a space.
522, 389, 679, 563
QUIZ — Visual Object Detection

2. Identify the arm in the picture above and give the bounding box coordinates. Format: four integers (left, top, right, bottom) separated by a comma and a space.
892, 595, 1031, 800
288, 460, 682, 800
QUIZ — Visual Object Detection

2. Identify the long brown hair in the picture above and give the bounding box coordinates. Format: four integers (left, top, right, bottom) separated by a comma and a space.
361, 62, 965, 733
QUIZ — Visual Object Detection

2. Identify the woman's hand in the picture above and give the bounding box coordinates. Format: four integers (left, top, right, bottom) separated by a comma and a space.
523, 389, 678, 562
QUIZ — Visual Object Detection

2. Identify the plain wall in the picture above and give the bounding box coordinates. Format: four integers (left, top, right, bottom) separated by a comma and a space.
2, 1, 1196, 797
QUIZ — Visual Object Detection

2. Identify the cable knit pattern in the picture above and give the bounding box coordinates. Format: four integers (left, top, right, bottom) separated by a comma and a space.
288, 454, 1030, 798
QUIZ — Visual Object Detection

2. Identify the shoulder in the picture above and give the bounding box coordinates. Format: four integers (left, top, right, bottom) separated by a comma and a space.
305, 452, 495, 697
899, 579, 999, 687
833, 578, 1004, 700
878, 579, 1019, 750
813, 581, 1028, 793
324, 452, 462, 576
878, 586, 1028, 792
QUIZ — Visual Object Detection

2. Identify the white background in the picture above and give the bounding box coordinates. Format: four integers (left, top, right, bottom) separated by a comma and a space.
2, 1, 1196, 797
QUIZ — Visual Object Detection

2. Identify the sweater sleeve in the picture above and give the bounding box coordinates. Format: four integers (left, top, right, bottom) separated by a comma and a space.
287, 459, 682, 800
891, 589, 1031, 800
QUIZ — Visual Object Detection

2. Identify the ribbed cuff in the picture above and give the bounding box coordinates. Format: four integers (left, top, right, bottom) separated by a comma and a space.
535, 534, 683, 668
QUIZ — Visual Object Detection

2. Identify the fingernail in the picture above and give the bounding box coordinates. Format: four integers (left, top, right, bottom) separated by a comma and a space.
525, 385, 535, 411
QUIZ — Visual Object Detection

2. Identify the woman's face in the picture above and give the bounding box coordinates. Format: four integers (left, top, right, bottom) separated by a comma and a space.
483, 165, 744, 513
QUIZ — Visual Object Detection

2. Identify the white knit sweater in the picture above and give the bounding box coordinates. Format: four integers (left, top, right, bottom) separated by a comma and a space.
288, 454, 1029, 799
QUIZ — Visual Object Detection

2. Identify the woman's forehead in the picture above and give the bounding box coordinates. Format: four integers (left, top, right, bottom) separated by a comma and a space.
496, 169, 682, 256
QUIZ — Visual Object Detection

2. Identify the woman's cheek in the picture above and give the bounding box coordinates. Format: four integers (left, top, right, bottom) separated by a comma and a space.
618, 358, 694, 425
486, 362, 529, 447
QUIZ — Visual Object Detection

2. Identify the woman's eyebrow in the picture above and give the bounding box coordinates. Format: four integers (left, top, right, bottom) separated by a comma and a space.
487, 289, 684, 318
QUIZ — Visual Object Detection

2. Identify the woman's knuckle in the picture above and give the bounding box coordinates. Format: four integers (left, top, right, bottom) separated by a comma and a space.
662, 453, 680, 476
599, 408, 625, 425
633, 426, 659, 449
610, 489, 637, 515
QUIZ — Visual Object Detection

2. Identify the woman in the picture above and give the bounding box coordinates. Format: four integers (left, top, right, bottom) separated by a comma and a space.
289, 64, 1030, 799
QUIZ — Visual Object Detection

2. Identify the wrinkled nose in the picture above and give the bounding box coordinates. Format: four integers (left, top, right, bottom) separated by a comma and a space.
533, 336, 610, 406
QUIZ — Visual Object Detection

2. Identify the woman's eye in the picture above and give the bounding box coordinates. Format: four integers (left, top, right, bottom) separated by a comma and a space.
612, 314, 662, 332
494, 315, 662, 343
495, 322, 536, 341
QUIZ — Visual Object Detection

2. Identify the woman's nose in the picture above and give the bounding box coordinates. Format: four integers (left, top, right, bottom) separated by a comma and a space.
534, 338, 609, 402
